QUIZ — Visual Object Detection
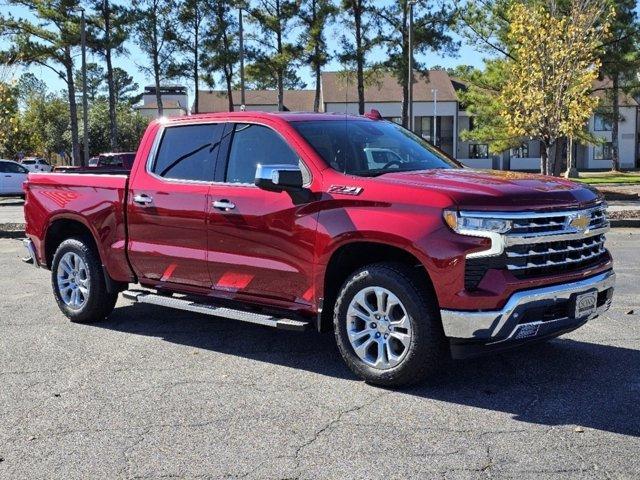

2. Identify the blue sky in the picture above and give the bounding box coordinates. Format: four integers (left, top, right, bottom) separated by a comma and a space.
1, 1, 487, 101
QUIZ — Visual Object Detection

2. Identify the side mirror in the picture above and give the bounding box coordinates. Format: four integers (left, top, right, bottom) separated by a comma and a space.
255, 164, 304, 192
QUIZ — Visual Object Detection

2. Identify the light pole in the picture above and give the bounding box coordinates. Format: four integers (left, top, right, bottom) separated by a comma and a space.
408, 0, 416, 132
239, 7, 246, 109
432, 88, 438, 147
79, 7, 89, 165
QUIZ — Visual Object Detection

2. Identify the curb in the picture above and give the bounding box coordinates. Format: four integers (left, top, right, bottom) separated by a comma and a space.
0, 223, 26, 239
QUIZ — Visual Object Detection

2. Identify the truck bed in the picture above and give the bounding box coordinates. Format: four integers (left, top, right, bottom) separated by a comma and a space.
23, 172, 134, 282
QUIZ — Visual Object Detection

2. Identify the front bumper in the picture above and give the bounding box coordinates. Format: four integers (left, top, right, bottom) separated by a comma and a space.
441, 270, 615, 358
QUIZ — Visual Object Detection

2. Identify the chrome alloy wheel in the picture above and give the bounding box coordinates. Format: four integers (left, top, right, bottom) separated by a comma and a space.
346, 286, 413, 370
56, 252, 90, 310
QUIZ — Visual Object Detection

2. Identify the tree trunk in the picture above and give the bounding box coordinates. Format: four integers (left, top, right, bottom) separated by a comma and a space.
104, 0, 118, 150
540, 141, 549, 175
611, 73, 620, 171
64, 46, 81, 166
193, 11, 199, 114
553, 137, 566, 177
276, 2, 284, 111
152, 10, 163, 116
224, 66, 234, 111
400, 7, 408, 128
312, 0, 321, 112
354, 2, 365, 115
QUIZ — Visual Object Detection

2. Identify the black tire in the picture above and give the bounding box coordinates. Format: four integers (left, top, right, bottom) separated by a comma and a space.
333, 262, 448, 387
51, 237, 119, 323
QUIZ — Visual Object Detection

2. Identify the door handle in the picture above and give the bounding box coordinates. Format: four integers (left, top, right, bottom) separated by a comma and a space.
133, 193, 153, 205
212, 199, 235, 211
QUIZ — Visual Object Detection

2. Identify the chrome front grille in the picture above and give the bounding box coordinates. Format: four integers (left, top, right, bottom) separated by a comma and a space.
505, 234, 607, 277
463, 203, 611, 288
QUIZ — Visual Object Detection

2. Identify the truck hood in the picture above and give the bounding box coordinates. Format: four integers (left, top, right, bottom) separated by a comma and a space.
377, 169, 601, 210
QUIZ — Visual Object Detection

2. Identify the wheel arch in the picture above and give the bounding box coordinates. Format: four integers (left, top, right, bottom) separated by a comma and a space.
318, 240, 437, 332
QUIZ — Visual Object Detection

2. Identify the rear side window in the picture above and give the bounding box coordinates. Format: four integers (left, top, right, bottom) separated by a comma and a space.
225, 123, 299, 184
1, 162, 28, 173
152, 123, 224, 181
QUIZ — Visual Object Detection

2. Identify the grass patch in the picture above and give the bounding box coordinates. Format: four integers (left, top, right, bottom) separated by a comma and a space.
573, 173, 640, 185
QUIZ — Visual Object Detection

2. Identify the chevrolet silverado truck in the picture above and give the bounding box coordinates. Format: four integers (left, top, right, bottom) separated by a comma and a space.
22, 111, 615, 387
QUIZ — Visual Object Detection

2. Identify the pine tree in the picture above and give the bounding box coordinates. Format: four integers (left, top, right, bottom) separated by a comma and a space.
599, 0, 640, 171
374, 0, 458, 128
338, 0, 376, 115
299, 0, 337, 112
0, 0, 84, 165
201, 1, 240, 112
247, 0, 305, 111
132, 0, 178, 116
88, 0, 133, 149
170, 0, 211, 114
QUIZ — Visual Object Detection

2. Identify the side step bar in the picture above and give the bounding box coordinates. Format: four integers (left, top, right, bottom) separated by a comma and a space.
122, 290, 310, 332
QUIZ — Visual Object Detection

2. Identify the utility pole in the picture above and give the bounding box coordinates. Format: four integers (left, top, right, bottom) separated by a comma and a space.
80, 7, 89, 165
239, 7, 246, 109
432, 88, 438, 147
408, 0, 416, 132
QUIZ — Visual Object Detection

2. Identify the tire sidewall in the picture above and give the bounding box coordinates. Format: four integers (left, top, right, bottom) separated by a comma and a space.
51, 238, 106, 323
334, 264, 445, 386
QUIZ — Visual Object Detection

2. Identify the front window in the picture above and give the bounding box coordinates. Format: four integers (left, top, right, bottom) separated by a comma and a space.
594, 142, 613, 160
594, 113, 613, 131
510, 143, 529, 158
469, 144, 489, 159
291, 120, 458, 177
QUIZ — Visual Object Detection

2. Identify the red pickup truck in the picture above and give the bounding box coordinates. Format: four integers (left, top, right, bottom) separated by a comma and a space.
22, 112, 615, 386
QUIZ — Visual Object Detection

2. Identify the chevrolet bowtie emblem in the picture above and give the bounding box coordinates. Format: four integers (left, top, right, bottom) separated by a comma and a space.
569, 214, 590, 232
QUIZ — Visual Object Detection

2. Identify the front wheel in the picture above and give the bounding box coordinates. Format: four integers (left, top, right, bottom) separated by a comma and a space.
333, 263, 448, 387
51, 237, 118, 323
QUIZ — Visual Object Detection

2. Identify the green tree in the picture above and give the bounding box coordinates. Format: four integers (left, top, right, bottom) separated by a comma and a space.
111, 67, 140, 104
21, 92, 71, 159
299, 0, 337, 112
88, 0, 133, 149
0, 79, 20, 158
374, 0, 458, 127
0, 0, 84, 165
338, 0, 377, 115
74, 62, 105, 102
169, 0, 211, 113
201, 1, 240, 111
132, 0, 178, 116
85, 100, 149, 154
247, 0, 305, 110
598, 0, 640, 171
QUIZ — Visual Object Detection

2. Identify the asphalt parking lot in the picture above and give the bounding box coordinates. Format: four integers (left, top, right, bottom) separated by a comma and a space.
0, 231, 638, 479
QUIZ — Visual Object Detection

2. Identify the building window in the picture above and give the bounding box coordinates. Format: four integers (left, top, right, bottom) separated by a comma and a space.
468, 117, 475, 131
416, 116, 434, 143
510, 143, 529, 158
594, 142, 613, 160
469, 144, 489, 159
594, 113, 613, 131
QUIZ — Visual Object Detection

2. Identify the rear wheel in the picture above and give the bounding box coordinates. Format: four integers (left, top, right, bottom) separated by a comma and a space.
334, 263, 448, 387
51, 237, 118, 323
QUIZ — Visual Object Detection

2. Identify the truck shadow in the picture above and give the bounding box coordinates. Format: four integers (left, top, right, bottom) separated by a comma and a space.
101, 303, 640, 437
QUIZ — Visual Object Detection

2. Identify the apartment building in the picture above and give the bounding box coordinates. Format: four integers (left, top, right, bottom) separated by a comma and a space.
196, 71, 640, 171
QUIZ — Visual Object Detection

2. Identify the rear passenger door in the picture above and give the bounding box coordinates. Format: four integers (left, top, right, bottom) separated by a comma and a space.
206, 122, 318, 305
127, 122, 225, 289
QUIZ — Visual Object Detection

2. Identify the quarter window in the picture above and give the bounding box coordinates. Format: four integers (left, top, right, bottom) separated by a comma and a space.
152, 123, 224, 181
0, 162, 28, 173
226, 123, 300, 184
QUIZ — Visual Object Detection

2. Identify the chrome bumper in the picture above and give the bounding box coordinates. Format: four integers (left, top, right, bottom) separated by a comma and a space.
22, 238, 39, 267
441, 270, 615, 342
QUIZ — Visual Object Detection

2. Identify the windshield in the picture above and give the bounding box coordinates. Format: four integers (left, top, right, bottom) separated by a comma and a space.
291, 120, 459, 176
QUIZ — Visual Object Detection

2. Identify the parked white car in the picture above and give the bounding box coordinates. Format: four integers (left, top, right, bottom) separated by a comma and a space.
21, 157, 53, 172
0, 159, 29, 197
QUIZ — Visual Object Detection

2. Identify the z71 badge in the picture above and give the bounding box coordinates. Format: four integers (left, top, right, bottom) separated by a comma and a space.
328, 185, 363, 195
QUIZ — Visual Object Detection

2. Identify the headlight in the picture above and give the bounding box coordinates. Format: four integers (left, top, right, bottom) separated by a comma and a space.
443, 209, 512, 234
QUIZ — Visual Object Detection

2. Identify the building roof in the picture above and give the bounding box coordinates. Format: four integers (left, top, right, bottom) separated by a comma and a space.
198, 89, 316, 113
321, 70, 459, 104
591, 77, 638, 107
